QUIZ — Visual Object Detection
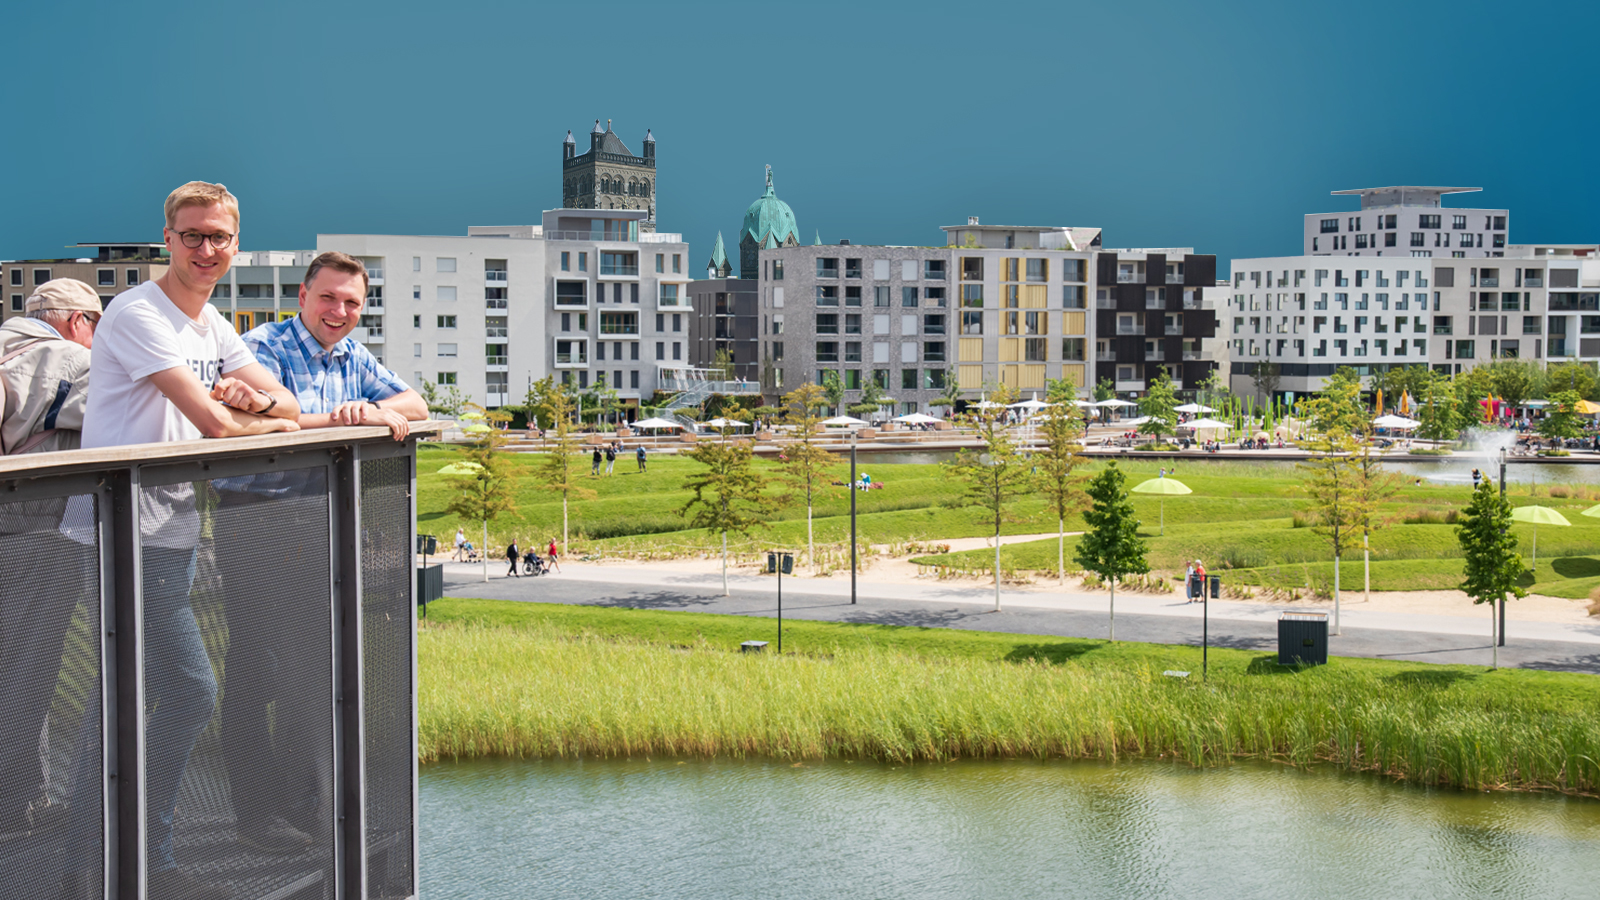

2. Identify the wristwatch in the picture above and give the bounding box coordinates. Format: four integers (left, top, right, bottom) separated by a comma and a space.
257, 389, 278, 415
367, 399, 382, 410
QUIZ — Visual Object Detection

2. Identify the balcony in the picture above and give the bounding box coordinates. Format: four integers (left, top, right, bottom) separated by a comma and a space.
487, 391, 509, 407
1550, 340, 1571, 357
1480, 277, 1499, 287
487, 356, 508, 370
1525, 276, 1543, 288
1434, 326, 1453, 335
600, 264, 639, 277
1182, 348, 1213, 361
555, 352, 588, 365
1116, 323, 1142, 335
486, 327, 508, 339
1096, 351, 1116, 361
1115, 379, 1144, 392
637, 232, 684, 244
1146, 299, 1166, 310
1165, 325, 1183, 335
0, 425, 427, 900
1145, 350, 1165, 361
365, 267, 384, 283
485, 270, 507, 284
1096, 298, 1116, 309
1166, 274, 1184, 284
1117, 273, 1138, 283
600, 324, 640, 336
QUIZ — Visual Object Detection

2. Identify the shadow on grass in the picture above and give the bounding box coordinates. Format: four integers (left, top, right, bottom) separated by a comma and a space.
1381, 668, 1481, 689
1550, 557, 1600, 579
1003, 642, 1103, 664
836, 607, 987, 630
1244, 654, 1316, 676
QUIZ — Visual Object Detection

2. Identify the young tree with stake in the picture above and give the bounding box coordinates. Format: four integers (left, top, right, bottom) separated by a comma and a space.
1456, 480, 1526, 668
1035, 398, 1089, 585
444, 402, 519, 583
679, 410, 773, 595
1074, 463, 1148, 641
944, 383, 1031, 611
774, 384, 837, 572
528, 376, 595, 549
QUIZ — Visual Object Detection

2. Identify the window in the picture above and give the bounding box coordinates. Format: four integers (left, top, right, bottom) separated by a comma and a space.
817, 258, 839, 278
436, 315, 457, 329
924, 259, 947, 281
772, 260, 783, 280
11, 294, 23, 311
578, 252, 588, 272
902, 260, 919, 281
673, 342, 681, 360
845, 314, 862, 334
961, 257, 983, 281
900, 368, 918, 390
872, 286, 891, 307
1453, 215, 1467, 230
961, 285, 983, 307
814, 311, 840, 335
925, 368, 946, 389
817, 285, 839, 306
845, 258, 862, 278
902, 287, 918, 307
1024, 338, 1047, 362
96, 269, 115, 286
672, 254, 681, 274
1062, 259, 1086, 282
412, 315, 421, 328
655, 253, 664, 273
436, 286, 457, 302
436, 257, 456, 273
561, 252, 570, 271
436, 343, 457, 357
1320, 219, 1339, 233
33, 269, 51, 286
1062, 337, 1085, 360
411, 257, 421, 272
924, 286, 946, 308
556, 281, 587, 306
960, 311, 983, 335
660, 284, 679, 306
412, 343, 421, 357
816, 341, 839, 363
844, 342, 862, 363
845, 286, 862, 307
1494, 216, 1506, 230
1410, 233, 1425, 247
923, 314, 946, 335
925, 342, 946, 363
9, 269, 21, 286
436, 372, 457, 385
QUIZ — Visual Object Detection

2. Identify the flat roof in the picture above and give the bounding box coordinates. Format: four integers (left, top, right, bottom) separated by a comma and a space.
1330, 186, 1481, 196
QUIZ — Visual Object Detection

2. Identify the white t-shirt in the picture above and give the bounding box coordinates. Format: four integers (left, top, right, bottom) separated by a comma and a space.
81, 281, 256, 548
84, 280, 256, 448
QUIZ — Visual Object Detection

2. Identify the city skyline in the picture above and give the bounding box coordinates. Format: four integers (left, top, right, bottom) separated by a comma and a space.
4, 0, 1598, 267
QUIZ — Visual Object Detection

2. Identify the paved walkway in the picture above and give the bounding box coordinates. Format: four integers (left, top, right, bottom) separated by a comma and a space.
434, 560, 1600, 674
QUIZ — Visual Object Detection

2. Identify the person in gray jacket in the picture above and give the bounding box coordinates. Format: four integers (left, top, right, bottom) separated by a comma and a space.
0, 279, 98, 842
0, 278, 97, 454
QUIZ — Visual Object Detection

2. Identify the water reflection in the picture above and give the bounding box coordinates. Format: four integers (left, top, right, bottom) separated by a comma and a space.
420, 758, 1600, 900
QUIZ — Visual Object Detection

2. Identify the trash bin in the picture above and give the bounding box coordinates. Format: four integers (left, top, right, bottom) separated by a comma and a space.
740, 641, 768, 653
1278, 611, 1328, 666
417, 563, 444, 606
416, 534, 438, 556
1188, 576, 1202, 600
1208, 574, 1221, 599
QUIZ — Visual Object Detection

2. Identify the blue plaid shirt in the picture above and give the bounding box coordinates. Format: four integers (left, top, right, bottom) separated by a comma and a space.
243, 315, 409, 415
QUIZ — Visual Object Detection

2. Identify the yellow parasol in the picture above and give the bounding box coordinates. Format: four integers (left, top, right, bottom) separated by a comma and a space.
1574, 399, 1600, 415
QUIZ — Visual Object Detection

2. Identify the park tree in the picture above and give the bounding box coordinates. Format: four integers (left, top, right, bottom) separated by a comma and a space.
1074, 462, 1149, 642
1196, 367, 1234, 411
1297, 434, 1371, 634
1544, 361, 1599, 401
1137, 370, 1179, 443
1456, 480, 1526, 668
1416, 369, 1462, 443
1093, 376, 1115, 403
774, 384, 838, 572
821, 371, 845, 416
711, 347, 736, 382
1035, 399, 1090, 585
1453, 365, 1494, 424
945, 383, 1030, 611
528, 376, 595, 548
927, 368, 961, 413
679, 411, 773, 595
1251, 360, 1282, 402
1350, 437, 1402, 605
421, 381, 465, 419
849, 376, 887, 418
1304, 368, 1366, 442
1539, 389, 1585, 441
1486, 359, 1542, 409
444, 402, 520, 582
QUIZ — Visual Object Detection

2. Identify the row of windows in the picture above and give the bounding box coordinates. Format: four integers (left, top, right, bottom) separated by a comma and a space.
1237, 337, 1433, 359
800, 257, 1093, 283
814, 341, 948, 364
1320, 215, 1506, 233
7, 267, 143, 288
809, 368, 950, 391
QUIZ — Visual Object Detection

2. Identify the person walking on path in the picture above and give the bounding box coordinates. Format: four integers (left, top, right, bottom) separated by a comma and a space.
1184, 560, 1196, 602
1195, 560, 1208, 601
546, 537, 562, 573
604, 443, 617, 475
592, 446, 602, 475
636, 444, 647, 473
506, 537, 521, 577
453, 526, 466, 561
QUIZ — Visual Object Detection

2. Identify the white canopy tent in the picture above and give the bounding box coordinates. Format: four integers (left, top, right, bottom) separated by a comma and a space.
702, 417, 750, 429
821, 415, 870, 428
1372, 415, 1421, 430
632, 417, 685, 431
1174, 403, 1215, 414
891, 412, 941, 424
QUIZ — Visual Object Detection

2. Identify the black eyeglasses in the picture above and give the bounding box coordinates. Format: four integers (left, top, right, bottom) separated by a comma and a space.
172, 230, 235, 250
78, 311, 102, 327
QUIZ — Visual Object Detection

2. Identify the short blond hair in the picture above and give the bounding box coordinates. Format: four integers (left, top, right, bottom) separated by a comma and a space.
302, 251, 369, 296
164, 181, 240, 230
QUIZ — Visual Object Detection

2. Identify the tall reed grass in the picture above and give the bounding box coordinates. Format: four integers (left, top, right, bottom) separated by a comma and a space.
419, 625, 1600, 796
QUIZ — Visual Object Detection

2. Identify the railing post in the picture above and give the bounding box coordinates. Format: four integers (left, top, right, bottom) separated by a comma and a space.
108, 467, 144, 900
334, 446, 367, 900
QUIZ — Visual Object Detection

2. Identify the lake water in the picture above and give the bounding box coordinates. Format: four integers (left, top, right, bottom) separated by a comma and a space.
419, 757, 1600, 900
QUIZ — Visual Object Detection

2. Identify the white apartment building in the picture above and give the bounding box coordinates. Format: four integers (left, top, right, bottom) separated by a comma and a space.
1229, 187, 1599, 396
1304, 186, 1509, 257
319, 209, 691, 408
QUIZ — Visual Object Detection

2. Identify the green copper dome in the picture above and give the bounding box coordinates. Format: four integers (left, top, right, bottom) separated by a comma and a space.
741, 166, 799, 251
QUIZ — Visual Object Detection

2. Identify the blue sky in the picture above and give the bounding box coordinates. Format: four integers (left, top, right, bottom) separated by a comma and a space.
4, 0, 1597, 268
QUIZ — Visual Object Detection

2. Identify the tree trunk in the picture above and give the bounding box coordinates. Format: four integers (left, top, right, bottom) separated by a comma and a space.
807, 503, 815, 575
1058, 516, 1065, 587
994, 527, 1002, 612
1109, 580, 1116, 642
1333, 551, 1341, 635
482, 520, 489, 583
1363, 530, 1370, 605
1491, 597, 1499, 669
722, 529, 729, 596
562, 494, 569, 550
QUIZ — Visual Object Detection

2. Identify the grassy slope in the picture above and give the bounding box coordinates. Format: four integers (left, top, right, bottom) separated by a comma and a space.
420, 444, 1600, 596
417, 599, 1600, 794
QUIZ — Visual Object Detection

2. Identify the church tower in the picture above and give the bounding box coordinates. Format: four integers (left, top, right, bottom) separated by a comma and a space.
561, 119, 657, 230
739, 166, 799, 278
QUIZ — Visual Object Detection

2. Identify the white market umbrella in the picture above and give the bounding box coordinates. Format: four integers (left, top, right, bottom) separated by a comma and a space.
1184, 418, 1233, 431
1119, 416, 1152, 427
632, 417, 685, 431
1072, 400, 1099, 408
703, 417, 750, 429
1174, 403, 1215, 414
972, 400, 1004, 410
1095, 399, 1137, 408
1009, 398, 1051, 411
821, 415, 870, 427
892, 412, 941, 424
1373, 415, 1421, 430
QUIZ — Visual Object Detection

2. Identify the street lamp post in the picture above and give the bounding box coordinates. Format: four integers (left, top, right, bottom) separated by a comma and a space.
1499, 445, 1508, 646
850, 428, 858, 605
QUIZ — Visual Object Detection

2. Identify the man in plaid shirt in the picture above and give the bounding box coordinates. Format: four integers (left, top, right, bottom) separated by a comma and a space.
243, 251, 426, 439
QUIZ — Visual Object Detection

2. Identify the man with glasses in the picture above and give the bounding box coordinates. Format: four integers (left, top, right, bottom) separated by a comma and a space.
0, 279, 99, 854
74, 182, 301, 900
